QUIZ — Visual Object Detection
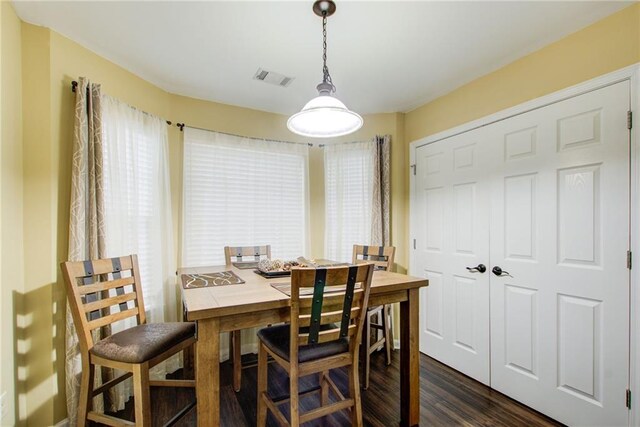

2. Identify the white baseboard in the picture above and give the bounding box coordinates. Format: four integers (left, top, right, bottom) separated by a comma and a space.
393, 339, 400, 349
54, 418, 69, 427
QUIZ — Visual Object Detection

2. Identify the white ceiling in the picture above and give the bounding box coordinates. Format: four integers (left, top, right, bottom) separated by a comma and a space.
12, 1, 633, 115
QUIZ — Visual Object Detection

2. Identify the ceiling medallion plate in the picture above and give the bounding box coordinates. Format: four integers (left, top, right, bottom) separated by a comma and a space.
313, 0, 336, 18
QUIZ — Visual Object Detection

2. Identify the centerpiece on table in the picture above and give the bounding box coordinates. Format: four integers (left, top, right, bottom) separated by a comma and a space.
254, 257, 318, 277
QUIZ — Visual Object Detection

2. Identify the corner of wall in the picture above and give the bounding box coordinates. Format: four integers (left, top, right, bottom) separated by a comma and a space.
21, 20, 61, 427
2, 2, 25, 426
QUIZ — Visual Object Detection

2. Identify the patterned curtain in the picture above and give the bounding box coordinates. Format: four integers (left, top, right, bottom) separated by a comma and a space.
371, 135, 391, 247
65, 77, 106, 425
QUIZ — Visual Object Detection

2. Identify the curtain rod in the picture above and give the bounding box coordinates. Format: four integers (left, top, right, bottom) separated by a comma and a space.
70, 81, 312, 147
71, 81, 172, 126
318, 140, 370, 148
175, 123, 313, 147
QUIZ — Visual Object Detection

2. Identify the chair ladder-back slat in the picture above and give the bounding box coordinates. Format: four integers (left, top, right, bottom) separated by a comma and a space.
297, 324, 357, 346
298, 307, 361, 327
352, 245, 395, 271
224, 245, 271, 264
78, 276, 135, 295
83, 293, 137, 313
87, 308, 140, 332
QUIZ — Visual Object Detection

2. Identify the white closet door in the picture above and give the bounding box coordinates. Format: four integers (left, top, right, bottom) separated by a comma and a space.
415, 130, 491, 385
488, 81, 630, 426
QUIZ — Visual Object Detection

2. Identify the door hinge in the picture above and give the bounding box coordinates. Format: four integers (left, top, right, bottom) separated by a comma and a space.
626, 389, 632, 409
628, 111, 633, 130
628, 251, 632, 269
411, 164, 416, 175
413, 239, 417, 250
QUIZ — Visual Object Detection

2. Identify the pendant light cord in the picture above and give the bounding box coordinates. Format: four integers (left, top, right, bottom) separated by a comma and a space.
321, 12, 336, 93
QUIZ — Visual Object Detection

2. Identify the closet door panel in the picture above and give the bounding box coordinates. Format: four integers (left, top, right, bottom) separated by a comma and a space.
489, 81, 630, 426
416, 130, 491, 385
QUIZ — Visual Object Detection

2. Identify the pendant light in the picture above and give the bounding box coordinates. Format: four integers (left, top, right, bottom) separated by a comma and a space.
287, 0, 363, 138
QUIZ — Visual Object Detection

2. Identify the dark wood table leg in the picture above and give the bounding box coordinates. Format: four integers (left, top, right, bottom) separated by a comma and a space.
400, 288, 420, 426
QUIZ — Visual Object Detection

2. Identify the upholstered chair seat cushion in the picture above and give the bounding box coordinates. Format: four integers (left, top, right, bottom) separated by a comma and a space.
91, 322, 196, 363
257, 324, 348, 363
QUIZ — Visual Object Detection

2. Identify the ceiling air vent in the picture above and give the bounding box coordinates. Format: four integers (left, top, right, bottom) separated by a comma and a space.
253, 68, 294, 87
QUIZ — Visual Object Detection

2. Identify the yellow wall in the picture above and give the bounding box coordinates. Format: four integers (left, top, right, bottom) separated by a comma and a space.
5, 2, 640, 425
1, 2, 23, 425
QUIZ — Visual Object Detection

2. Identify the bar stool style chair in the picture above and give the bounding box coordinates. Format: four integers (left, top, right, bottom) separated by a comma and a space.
224, 244, 271, 391
61, 254, 196, 427
257, 263, 374, 426
352, 245, 396, 390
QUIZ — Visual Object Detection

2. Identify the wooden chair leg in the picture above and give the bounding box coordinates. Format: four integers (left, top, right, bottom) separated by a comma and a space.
183, 309, 194, 379
290, 364, 300, 427
77, 358, 94, 427
362, 311, 371, 390
387, 304, 395, 351
231, 330, 242, 391
320, 370, 329, 406
257, 343, 268, 427
383, 304, 392, 365
183, 346, 194, 379
132, 362, 152, 427
193, 341, 198, 377
349, 359, 363, 427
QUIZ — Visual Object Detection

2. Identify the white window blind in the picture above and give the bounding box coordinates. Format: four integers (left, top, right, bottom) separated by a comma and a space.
324, 141, 376, 263
182, 128, 310, 266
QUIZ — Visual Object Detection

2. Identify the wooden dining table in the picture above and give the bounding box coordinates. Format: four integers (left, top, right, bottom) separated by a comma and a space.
179, 263, 428, 426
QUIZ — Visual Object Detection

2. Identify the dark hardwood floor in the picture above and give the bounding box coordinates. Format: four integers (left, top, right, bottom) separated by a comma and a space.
105, 350, 563, 426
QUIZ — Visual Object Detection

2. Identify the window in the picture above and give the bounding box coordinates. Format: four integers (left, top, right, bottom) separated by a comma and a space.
100, 95, 176, 407
182, 128, 310, 266
102, 96, 175, 321
324, 141, 376, 262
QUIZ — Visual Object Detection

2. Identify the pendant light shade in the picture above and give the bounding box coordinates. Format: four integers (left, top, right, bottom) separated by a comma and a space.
288, 0, 363, 138
287, 86, 363, 138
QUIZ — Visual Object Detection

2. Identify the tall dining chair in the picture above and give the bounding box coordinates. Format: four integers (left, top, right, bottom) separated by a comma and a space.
61, 254, 196, 426
256, 263, 374, 426
352, 244, 396, 389
224, 244, 271, 391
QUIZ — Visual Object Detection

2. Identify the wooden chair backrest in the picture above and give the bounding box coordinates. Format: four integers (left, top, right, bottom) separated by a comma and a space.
289, 264, 374, 357
224, 245, 271, 264
61, 254, 145, 353
352, 245, 396, 271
